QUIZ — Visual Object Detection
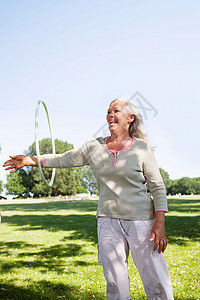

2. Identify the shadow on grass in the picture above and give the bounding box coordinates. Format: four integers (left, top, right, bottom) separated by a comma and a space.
173, 298, 198, 300
0, 200, 98, 213
0, 281, 195, 300
165, 215, 200, 245
2, 213, 98, 244
168, 198, 200, 213
18, 243, 84, 259
0, 240, 97, 275
0, 280, 106, 300
166, 198, 200, 245
0, 241, 34, 255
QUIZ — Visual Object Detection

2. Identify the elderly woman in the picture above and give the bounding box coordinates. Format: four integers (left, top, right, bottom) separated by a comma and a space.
3, 98, 174, 300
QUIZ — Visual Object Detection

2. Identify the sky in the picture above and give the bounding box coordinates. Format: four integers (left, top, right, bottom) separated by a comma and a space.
0, 0, 200, 193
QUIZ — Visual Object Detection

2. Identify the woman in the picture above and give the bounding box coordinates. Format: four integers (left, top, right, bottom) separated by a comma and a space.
3, 98, 174, 300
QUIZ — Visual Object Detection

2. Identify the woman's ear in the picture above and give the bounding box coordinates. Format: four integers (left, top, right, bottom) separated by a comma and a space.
128, 114, 135, 123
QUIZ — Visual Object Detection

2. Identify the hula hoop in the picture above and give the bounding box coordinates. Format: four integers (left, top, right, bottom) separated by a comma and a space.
35, 101, 55, 186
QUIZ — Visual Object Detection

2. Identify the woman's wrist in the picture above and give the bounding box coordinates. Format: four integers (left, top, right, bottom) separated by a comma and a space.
155, 211, 165, 224
26, 156, 38, 167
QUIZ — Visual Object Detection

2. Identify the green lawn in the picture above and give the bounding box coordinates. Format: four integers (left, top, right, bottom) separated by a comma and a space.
0, 198, 199, 300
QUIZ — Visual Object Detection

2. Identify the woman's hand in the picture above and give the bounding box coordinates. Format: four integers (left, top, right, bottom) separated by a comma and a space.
150, 211, 168, 253
3, 155, 38, 173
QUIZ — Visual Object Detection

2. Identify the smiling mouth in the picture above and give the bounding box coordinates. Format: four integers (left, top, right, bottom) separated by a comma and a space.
109, 119, 118, 125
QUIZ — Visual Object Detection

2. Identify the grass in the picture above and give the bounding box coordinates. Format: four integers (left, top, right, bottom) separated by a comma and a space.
0, 197, 199, 300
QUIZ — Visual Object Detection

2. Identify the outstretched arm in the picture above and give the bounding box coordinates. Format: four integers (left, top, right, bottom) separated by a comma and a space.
3, 141, 90, 172
3, 155, 43, 173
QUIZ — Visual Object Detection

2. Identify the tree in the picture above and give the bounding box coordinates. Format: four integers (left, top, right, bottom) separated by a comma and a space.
23, 138, 83, 196
167, 179, 179, 195
0, 180, 3, 194
159, 168, 170, 193
166, 177, 200, 195
191, 178, 200, 194
5, 172, 26, 196
0, 145, 5, 195
81, 166, 99, 195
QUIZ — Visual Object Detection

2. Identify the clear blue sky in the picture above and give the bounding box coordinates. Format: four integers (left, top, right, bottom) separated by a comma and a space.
0, 0, 200, 189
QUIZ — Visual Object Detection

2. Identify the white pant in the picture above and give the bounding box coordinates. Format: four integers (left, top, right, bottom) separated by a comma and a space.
97, 218, 174, 300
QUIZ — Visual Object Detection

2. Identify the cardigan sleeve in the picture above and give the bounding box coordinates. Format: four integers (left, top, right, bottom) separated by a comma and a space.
43, 142, 89, 168
142, 143, 168, 212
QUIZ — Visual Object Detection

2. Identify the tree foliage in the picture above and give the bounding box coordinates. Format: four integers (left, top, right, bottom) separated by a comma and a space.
0, 180, 3, 194
159, 168, 170, 192
159, 167, 200, 195
81, 166, 99, 195
167, 177, 200, 195
0, 145, 4, 194
5, 172, 26, 196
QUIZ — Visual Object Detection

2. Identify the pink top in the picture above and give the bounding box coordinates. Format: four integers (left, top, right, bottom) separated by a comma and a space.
105, 136, 135, 166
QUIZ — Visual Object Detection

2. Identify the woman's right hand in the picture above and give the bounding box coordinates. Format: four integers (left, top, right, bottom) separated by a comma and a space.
3, 155, 37, 173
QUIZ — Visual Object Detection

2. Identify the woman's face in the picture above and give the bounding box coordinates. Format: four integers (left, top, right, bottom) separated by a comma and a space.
106, 100, 134, 135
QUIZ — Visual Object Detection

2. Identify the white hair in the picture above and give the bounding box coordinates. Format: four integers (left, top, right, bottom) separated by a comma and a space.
110, 98, 147, 141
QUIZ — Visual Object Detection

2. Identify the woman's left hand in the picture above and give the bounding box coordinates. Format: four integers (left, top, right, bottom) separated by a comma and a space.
150, 211, 168, 253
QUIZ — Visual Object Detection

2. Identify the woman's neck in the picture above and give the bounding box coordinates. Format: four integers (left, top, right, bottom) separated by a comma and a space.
109, 132, 131, 142
106, 132, 134, 152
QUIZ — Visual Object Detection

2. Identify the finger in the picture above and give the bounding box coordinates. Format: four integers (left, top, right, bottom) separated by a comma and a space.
3, 160, 13, 167
4, 166, 15, 171
154, 236, 160, 251
9, 155, 18, 159
158, 240, 164, 254
162, 240, 168, 253
149, 230, 155, 242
